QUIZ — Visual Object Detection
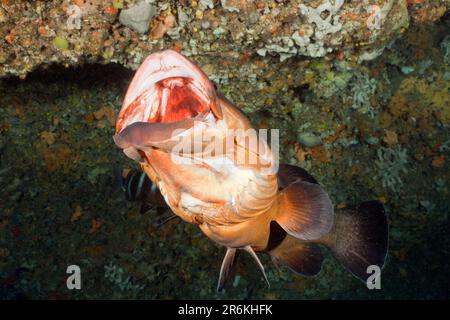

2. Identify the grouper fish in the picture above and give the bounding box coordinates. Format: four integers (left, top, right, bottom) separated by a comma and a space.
113, 49, 388, 290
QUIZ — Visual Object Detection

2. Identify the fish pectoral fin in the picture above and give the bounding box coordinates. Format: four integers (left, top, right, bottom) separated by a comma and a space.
243, 246, 270, 288
276, 181, 334, 241
217, 248, 237, 292
268, 234, 324, 276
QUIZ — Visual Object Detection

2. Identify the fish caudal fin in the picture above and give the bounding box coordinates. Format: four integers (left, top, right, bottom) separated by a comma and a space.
276, 181, 334, 241
321, 200, 388, 281
269, 233, 324, 276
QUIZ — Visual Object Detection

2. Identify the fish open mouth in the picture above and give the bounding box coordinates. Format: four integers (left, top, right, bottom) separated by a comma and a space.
136, 75, 210, 123
116, 50, 219, 134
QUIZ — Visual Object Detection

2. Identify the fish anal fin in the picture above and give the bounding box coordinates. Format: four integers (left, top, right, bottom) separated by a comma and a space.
276, 181, 334, 241
269, 235, 324, 276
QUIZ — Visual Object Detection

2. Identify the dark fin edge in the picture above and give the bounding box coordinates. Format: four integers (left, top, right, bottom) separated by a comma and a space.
325, 200, 389, 282
277, 163, 318, 189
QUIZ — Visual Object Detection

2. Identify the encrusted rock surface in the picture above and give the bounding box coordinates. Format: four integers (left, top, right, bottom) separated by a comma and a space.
0, 0, 447, 78
118, 1, 157, 34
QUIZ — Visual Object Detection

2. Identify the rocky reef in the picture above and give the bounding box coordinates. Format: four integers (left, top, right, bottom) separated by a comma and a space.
0, 0, 447, 77
0, 0, 449, 299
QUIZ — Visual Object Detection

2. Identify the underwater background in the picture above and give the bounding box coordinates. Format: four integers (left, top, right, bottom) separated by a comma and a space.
0, 1, 449, 299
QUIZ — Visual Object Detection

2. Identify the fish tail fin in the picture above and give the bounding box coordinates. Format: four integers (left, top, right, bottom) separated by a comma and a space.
321, 200, 388, 281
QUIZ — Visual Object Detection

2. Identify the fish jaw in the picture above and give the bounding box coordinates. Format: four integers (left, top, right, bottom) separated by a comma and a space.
115, 49, 221, 134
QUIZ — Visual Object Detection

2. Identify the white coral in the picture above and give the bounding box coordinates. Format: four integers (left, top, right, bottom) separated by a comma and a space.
257, 37, 298, 62
299, 0, 344, 35
292, 0, 344, 57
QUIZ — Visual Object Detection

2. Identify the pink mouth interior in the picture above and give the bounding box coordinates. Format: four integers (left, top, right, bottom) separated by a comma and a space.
153, 77, 208, 123
116, 76, 211, 133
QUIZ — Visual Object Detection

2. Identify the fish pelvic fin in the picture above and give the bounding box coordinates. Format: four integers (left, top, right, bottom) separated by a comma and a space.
320, 200, 388, 282
243, 246, 270, 288
217, 246, 270, 291
217, 248, 236, 292
276, 181, 334, 241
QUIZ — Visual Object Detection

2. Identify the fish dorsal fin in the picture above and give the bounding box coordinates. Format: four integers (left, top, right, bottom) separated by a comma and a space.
276, 181, 334, 241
